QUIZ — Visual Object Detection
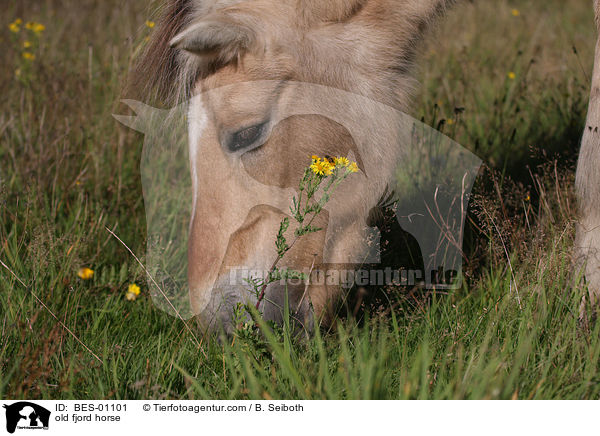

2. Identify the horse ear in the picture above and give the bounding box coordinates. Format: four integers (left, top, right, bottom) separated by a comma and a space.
169, 13, 256, 63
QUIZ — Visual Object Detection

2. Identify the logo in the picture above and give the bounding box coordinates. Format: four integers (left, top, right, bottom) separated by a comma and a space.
2, 402, 50, 434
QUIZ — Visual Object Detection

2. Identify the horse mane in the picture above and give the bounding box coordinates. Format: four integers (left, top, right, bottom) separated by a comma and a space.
128, 0, 196, 106
128, 0, 455, 107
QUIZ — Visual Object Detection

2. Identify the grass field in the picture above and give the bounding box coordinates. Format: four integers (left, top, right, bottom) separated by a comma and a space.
2, 0, 600, 399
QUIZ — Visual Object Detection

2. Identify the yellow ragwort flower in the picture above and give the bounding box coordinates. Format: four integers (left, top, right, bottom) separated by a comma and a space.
128, 283, 141, 295
508, 72, 516, 80
310, 157, 322, 173
311, 155, 358, 175
24, 22, 44, 33
22, 52, 35, 61
9, 22, 20, 33
126, 283, 141, 301
447, 119, 454, 125
77, 267, 94, 280
511, 9, 520, 17
145, 20, 155, 29
23, 41, 32, 48
334, 157, 350, 168
310, 159, 333, 176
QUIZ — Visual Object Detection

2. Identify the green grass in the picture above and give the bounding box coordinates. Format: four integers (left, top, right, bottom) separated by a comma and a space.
1, 0, 599, 399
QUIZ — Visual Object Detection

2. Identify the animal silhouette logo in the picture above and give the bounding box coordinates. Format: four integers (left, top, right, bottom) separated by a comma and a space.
2, 402, 50, 434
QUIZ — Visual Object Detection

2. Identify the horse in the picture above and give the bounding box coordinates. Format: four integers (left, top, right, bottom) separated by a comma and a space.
575, 0, 600, 314
127, 0, 488, 335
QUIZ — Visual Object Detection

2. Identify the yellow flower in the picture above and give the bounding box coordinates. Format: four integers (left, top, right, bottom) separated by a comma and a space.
22, 52, 35, 61
77, 267, 94, 280
511, 9, 520, 17
126, 283, 141, 301
128, 283, 141, 295
508, 72, 516, 80
310, 159, 333, 176
310, 155, 357, 176
15, 68, 22, 78
525, 194, 531, 202
145, 20, 155, 29
322, 161, 334, 176
9, 22, 20, 33
23, 41, 32, 48
310, 157, 321, 173
447, 119, 454, 125
24, 22, 44, 33
33, 23, 45, 34
334, 157, 350, 168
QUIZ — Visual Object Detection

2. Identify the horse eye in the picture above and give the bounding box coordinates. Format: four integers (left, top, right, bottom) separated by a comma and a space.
226, 122, 267, 152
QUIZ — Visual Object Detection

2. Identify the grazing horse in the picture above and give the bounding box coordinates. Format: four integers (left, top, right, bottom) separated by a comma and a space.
128, 0, 600, 333
129, 0, 485, 334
